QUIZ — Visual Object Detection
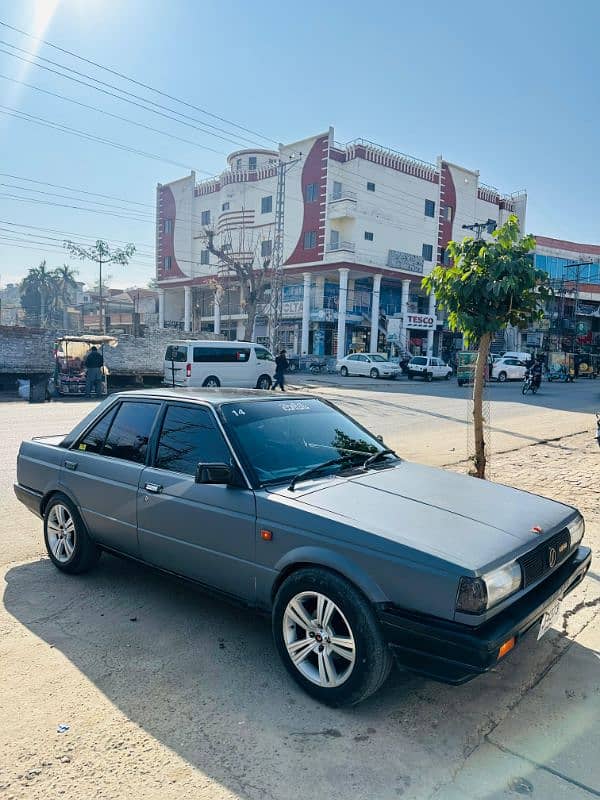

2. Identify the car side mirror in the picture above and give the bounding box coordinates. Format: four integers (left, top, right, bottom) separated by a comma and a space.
195, 462, 233, 485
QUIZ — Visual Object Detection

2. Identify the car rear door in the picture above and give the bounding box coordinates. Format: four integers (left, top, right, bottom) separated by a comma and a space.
164, 345, 189, 387
61, 399, 162, 556
137, 402, 256, 601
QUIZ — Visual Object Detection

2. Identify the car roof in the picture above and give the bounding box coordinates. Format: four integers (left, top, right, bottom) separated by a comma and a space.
109, 388, 314, 406
167, 340, 261, 347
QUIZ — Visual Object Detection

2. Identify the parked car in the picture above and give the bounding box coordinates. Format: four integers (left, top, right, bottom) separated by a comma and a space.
501, 351, 531, 363
407, 356, 452, 381
492, 357, 528, 383
336, 353, 400, 379
15, 390, 590, 706
163, 340, 275, 389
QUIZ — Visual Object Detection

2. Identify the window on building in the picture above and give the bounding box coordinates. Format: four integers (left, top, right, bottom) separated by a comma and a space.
200, 250, 209, 265
424, 199, 435, 218
102, 402, 160, 464
441, 205, 452, 221
330, 229, 340, 250
248, 156, 257, 171
155, 405, 230, 475
332, 181, 342, 200
364, 231, 374, 241
221, 202, 230, 211
441, 248, 451, 266
303, 231, 317, 249
305, 183, 319, 203
201, 210, 211, 226
236, 158, 242, 170
422, 243, 433, 261
367, 181, 376, 192
261, 239, 272, 258
163, 218, 173, 234
261, 195, 273, 214
163, 256, 172, 271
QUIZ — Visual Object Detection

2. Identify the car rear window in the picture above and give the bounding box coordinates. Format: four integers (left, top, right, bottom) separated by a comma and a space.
411, 357, 427, 365
165, 345, 188, 362
193, 346, 251, 363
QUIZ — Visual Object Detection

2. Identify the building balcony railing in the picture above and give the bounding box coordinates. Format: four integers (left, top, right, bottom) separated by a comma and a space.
326, 241, 356, 253
329, 189, 357, 202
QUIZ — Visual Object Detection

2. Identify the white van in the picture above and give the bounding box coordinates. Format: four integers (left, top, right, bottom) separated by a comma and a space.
163, 340, 275, 389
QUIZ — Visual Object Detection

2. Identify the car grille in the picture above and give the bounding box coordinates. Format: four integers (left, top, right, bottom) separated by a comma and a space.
519, 528, 571, 587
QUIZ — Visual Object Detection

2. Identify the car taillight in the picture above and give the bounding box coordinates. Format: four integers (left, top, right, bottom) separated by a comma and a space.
186, 363, 191, 378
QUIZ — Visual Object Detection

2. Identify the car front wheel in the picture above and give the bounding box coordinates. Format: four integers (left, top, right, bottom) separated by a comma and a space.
407, 372, 414, 380
272, 568, 392, 707
425, 372, 433, 382
497, 371, 507, 383
44, 494, 101, 574
369, 368, 379, 379
256, 374, 272, 390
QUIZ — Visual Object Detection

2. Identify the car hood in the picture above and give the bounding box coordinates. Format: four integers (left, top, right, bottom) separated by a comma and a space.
269, 462, 576, 571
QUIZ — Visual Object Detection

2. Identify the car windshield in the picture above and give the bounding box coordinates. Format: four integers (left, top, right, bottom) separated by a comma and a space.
220, 398, 393, 486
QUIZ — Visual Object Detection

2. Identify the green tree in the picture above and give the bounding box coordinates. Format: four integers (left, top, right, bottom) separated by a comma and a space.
19, 260, 57, 326
423, 215, 551, 479
53, 264, 79, 330
64, 240, 135, 332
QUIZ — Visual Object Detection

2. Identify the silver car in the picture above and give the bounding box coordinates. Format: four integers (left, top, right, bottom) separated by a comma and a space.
337, 353, 400, 379
15, 389, 590, 706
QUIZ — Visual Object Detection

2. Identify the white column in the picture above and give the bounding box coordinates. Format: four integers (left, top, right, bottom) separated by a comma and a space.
370, 274, 382, 352
427, 289, 436, 355
158, 288, 165, 328
336, 268, 350, 359
184, 286, 191, 333
214, 291, 221, 336
301, 272, 311, 355
401, 278, 411, 352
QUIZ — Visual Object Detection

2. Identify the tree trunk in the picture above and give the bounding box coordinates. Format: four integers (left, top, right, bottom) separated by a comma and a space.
471, 331, 491, 479
63, 291, 69, 330
39, 289, 46, 327
244, 300, 257, 341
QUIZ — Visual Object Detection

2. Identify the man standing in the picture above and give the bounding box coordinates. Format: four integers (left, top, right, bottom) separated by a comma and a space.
84, 345, 104, 398
272, 349, 289, 392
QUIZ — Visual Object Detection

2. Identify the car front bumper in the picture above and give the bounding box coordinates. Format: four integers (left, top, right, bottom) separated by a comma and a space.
378, 545, 591, 684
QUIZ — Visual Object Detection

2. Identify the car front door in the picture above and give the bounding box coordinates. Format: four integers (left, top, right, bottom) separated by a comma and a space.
61, 399, 162, 557
357, 354, 370, 375
137, 402, 256, 601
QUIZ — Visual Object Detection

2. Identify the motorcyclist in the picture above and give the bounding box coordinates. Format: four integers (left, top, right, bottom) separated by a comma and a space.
527, 358, 543, 389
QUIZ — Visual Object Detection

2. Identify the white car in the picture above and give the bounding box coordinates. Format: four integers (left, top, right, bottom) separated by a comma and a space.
492, 357, 528, 382
164, 340, 275, 389
337, 353, 400, 379
407, 356, 452, 381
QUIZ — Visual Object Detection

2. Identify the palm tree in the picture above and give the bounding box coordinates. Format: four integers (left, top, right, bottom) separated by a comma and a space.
53, 264, 79, 330
20, 261, 56, 326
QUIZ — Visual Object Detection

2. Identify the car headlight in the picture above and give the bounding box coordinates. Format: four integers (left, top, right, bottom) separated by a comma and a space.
456, 562, 522, 614
568, 516, 585, 547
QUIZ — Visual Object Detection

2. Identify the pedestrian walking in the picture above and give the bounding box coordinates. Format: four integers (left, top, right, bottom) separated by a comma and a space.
272, 349, 289, 392
84, 345, 104, 398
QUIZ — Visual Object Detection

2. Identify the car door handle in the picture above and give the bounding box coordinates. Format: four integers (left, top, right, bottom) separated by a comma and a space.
144, 483, 163, 494
64, 460, 78, 471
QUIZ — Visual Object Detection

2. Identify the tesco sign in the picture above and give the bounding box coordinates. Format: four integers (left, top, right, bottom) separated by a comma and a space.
406, 314, 437, 330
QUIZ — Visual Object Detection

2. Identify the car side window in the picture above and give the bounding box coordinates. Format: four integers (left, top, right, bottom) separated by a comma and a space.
155, 404, 231, 475
347, 355, 359, 361
102, 402, 160, 464
255, 348, 274, 361
76, 404, 119, 454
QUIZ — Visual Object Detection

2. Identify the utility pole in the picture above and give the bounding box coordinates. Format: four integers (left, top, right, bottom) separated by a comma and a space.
462, 219, 497, 240
562, 260, 593, 354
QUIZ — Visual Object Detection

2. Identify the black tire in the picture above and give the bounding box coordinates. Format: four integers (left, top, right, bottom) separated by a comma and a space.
532, 383, 538, 394
425, 372, 433, 382
497, 371, 507, 383
202, 376, 221, 388
43, 493, 101, 574
256, 374, 272, 390
369, 368, 379, 379
407, 372, 414, 380
340, 366, 348, 377
522, 383, 528, 395
272, 568, 392, 707
288, 362, 297, 373
457, 379, 465, 387
445, 372, 451, 380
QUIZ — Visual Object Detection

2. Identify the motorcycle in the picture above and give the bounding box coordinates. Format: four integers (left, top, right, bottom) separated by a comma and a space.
522, 371, 540, 395
309, 359, 328, 374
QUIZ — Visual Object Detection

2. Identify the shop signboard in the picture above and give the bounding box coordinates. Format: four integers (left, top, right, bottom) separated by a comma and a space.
282, 300, 303, 317
406, 313, 437, 331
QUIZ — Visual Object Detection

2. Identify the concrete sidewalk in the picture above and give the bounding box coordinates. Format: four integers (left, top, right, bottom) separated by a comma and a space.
433, 623, 600, 798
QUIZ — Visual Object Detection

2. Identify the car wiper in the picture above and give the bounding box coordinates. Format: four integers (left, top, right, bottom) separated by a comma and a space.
362, 448, 398, 469
288, 456, 356, 492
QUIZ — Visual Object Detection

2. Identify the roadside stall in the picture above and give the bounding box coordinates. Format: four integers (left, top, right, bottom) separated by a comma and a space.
547, 352, 575, 382
54, 335, 116, 397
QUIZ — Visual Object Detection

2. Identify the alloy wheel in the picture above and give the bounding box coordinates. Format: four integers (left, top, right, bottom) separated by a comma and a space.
46, 503, 76, 563
283, 591, 356, 687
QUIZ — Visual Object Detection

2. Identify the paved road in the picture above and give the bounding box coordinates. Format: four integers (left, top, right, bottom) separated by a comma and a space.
291, 373, 600, 465
0, 387, 598, 799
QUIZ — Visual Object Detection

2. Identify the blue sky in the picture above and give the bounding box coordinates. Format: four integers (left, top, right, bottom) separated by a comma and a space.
1, 0, 599, 287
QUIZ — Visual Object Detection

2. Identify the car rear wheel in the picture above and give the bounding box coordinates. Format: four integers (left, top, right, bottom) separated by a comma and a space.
340, 366, 348, 377
272, 568, 392, 707
407, 372, 414, 380
256, 374, 272, 390
445, 372, 451, 380
44, 494, 101, 574
369, 368, 379, 379
202, 376, 221, 388
425, 372, 433, 382
497, 371, 507, 383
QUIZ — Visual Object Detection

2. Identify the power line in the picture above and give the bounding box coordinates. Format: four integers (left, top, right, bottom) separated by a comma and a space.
0, 181, 155, 219
0, 192, 156, 225
0, 172, 154, 209
0, 19, 279, 145
0, 219, 155, 250
0, 39, 266, 150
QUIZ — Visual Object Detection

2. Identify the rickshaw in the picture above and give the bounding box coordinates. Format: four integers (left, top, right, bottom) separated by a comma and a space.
54, 335, 116, 396
456, 351, 491, 386
547, 352, 575, 382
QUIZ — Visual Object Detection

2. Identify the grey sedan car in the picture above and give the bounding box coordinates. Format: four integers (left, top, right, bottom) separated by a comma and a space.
15, 389, 590, 706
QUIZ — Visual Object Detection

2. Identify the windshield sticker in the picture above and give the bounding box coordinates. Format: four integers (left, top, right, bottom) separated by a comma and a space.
281, 402, 311, 412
